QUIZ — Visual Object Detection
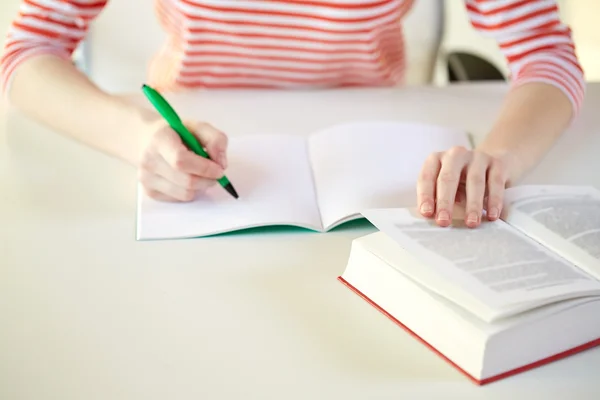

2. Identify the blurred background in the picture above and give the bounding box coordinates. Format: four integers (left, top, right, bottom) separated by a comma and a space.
1, 0, 598, 93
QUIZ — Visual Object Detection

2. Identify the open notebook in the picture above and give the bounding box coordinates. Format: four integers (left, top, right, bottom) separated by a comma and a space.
339, 185, 600, 384
136, 121, 470, 240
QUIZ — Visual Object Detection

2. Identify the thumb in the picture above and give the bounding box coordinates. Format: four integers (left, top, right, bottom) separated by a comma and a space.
186, 121, 229, 169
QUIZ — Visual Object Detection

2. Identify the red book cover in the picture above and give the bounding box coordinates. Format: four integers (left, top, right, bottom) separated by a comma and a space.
338, 276, 600, 385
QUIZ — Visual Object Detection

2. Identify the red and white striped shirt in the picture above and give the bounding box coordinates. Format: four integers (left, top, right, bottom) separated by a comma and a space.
0, 0, 585, 113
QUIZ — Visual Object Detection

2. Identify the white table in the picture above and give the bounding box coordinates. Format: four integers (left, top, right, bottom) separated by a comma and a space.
1, 83, 600, 399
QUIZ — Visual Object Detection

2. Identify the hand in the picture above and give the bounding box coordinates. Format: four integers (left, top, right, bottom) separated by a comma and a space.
138, 120, 228, 201
417, 146, 510, 228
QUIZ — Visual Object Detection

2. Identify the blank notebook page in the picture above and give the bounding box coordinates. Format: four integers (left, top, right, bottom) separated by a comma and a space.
137, 135, 322, 239
308, 121, 471, 229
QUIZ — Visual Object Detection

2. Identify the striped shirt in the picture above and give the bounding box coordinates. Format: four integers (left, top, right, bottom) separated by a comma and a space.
0, 0, 585, 113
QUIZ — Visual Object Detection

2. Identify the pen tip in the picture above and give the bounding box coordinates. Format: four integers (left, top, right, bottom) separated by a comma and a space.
224, 183, 239, 199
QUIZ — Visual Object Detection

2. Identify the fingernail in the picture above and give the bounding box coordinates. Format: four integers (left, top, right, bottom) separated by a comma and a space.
488, 207, 499, 219
437, 210, 449, 222
420, 202, 433, 214
467, 212, 479, 224
218, 152, 227, 169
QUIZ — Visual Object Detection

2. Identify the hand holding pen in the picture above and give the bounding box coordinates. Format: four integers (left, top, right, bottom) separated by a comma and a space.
138, 84, 238, 201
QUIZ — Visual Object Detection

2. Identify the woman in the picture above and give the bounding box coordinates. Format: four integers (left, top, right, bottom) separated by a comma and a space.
0, 0, 584, 228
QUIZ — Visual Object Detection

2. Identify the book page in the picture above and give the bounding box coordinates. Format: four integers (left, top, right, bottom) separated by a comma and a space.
361, 208, 600, 319
137, 135, 322, 240
307, 121, 472, 229
502, 185, 600, 279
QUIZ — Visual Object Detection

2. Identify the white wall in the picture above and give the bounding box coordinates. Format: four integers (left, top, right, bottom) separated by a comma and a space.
0, 0, 19, 37
562, 0, 600, 82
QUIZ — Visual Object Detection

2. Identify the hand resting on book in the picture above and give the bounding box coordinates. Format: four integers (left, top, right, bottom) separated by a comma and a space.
417, 146, 510, 229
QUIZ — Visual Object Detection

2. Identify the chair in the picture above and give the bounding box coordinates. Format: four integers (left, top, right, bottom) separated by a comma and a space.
432, 0, 506, 83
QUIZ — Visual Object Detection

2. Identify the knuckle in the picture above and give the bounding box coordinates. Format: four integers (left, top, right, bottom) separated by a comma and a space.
419, 155, 440, 181
447, 146, 468, 158
426, 152, 440, 162
214, 128, 228, 144
418, 168, 436, 182
152, 123, 168, 137
174, 149, 189, 170
467, 173, 486, 187
467, 200, 483, 211
202, 162, 221, 178
487, 194, 503, 206
197, 161, 212, 177
436, 198, 451, 209
144, 188, 160, 200
198, 178, 216, 191
438, 171, 459, 184
473, 150, 491, 162
419, 194, 435, 205
159, 124, 174, 136
182, 174, 197, 190
490, 171, 506, 186
182, 189, 196, 201
139, 153, 155, 171
155, 125, 174, 142
195, 121, 210, 131
492, 157, 506, 169
492, 175, 505, 186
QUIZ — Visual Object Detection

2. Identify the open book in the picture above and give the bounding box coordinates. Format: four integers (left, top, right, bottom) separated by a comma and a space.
339, 185, 600, 384
136, 121, 470, 240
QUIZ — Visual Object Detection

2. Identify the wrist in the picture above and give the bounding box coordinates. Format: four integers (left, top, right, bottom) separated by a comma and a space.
116, 98, 162, 165
476, 143, 524, 186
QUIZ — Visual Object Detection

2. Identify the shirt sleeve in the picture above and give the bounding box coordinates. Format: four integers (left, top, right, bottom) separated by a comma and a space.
0, 0, 107, 96
465, 0, 585, 116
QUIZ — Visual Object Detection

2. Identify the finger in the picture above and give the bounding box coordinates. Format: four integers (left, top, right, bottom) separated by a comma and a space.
151, 154, 217, 192
464, 152, 490, 228
139, 168, 197, 202
140, 145, 217, 192
436, 146, 471, 227
186, 121, 229, 169
417, 152, 441, 217
144, 188, 179, 202
156, 127, 224, 179
486, 158, 507, 220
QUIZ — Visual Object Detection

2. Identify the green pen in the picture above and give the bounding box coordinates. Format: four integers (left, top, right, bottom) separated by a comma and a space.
141, 84, 238, 199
